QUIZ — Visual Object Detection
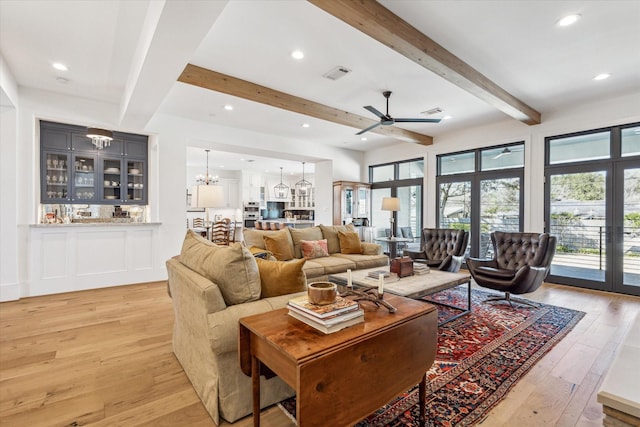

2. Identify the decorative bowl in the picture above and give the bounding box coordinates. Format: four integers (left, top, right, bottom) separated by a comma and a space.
307, 282, 337, 305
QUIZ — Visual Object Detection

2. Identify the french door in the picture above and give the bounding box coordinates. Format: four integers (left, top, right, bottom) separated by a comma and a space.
545, 155, 640, 295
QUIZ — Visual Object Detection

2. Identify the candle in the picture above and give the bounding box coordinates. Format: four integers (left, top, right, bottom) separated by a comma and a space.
378, 273, 384, 295
347, 269, 352, 288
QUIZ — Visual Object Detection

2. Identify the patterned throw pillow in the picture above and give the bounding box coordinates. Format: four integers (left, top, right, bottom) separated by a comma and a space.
300, 239, 329, 259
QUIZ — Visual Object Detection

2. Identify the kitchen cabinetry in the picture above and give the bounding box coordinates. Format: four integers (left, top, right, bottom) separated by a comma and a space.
40, 120, 148, 205
219, 178, 240, 209
333, 181, 370, 225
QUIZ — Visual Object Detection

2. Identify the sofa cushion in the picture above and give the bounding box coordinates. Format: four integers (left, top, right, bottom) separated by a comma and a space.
300, 239, 329, 259
306, 255, 356, 274
243, 228, 290, 250
338, 231, 362, 254
301, 259, 328, 278
361, 242, 383, 255
289, 226, 323, 258
263, 229, 295, 261
180, 230, 261, 305
320, 224, 356, 254
256, 258, 307, 298
333, 253, 389, 270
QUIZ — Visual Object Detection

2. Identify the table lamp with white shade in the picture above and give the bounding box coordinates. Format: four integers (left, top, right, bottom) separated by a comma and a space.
381, 197, 400, 239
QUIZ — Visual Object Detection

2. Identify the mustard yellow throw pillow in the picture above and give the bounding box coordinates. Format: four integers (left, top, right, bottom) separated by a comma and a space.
256, 258, 307, 298
263, 229, 295, 261
338, 231, 362, 254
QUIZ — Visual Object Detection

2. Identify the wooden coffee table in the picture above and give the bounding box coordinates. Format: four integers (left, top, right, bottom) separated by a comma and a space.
330, 267, 472, 325
239, 294, 437, 427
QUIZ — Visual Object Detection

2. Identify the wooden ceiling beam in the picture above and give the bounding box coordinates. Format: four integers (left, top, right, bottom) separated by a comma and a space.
178, 64, 434, 145
308, 0, 541, 125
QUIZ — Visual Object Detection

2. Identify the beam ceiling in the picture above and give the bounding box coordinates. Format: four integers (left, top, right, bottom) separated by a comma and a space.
308, 0, 542, 126
178, 64, 434, 145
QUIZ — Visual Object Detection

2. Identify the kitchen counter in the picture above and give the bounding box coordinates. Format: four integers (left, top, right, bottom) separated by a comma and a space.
256, 219, 315, 229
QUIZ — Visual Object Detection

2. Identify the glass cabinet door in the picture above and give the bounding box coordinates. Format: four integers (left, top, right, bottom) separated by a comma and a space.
102, 157, 123, 203
43, 151, 71, 202
71, 154, 97, 202
125, 159, 146, 203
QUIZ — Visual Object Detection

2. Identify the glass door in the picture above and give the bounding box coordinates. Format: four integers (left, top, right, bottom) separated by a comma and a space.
546, 167, 610, 289
617, 163, 640, 293
438, 180, 472, 254
479, 176, 522, 258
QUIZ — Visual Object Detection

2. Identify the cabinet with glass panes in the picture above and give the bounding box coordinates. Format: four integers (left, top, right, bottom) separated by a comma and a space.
40, 120, 148, 205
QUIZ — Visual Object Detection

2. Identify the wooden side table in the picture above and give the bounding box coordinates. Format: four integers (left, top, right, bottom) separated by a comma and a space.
239, 294, 438, 427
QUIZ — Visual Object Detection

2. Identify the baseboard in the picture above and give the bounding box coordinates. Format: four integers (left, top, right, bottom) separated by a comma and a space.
0, 281, 21, 301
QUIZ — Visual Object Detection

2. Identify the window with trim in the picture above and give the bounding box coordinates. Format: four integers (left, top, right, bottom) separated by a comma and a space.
370, 159, 423, 244
437, 143, 524, 258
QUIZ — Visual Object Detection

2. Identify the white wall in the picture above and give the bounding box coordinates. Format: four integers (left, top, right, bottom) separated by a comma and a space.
0, 55, 20, 300
364, 91, 640, 232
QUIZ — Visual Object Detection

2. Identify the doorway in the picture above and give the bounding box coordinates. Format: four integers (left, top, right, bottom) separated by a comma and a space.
544, 124, 640, 296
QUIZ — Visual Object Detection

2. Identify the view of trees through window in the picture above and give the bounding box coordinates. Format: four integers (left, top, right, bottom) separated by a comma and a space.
545, 123, 640, 295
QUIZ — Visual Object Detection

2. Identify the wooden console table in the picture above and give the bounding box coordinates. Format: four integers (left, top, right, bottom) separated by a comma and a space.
239, 294, 438, 427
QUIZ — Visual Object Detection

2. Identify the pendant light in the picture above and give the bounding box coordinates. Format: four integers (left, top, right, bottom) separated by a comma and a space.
274, 167, 289, 199
295, 161, 312, 197
191, 149, 224, 234
86, 128, 113, 149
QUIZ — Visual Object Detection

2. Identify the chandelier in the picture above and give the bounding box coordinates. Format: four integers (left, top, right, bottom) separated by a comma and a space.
295, 161, 312, 197
86, 128, 113, 150
274, 167, 289, 199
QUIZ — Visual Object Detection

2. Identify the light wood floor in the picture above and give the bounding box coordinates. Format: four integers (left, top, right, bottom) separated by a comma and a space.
0, 281, 638, 427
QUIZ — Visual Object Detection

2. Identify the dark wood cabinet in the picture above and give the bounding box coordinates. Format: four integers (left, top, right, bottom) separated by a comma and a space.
40, 121, 148, 205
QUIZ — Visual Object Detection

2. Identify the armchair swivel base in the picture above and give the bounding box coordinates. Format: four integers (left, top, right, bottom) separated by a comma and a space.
485, 291, 540, 308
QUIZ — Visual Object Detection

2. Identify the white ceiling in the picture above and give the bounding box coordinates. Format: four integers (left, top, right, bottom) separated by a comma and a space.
2, 0, 639, 172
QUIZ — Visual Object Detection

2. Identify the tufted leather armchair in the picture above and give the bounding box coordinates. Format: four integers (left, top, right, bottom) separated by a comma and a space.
466, 231, 557, 307
404, 228, 469, 272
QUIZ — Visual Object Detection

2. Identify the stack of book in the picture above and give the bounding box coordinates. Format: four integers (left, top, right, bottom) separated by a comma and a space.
287, 295, 364, 334
413, 263, 431, 275
366, 270, 391, 279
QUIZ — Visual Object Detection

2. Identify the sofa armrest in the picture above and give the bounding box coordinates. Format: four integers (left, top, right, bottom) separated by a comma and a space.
362, 242, 383, 255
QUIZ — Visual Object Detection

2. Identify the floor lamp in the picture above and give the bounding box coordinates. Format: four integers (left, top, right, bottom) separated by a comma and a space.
381, 197, 400, 239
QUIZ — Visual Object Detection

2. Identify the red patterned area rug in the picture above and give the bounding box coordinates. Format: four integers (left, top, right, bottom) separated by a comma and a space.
278, 286, 585, 426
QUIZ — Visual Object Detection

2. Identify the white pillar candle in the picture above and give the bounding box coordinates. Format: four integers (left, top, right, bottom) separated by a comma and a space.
378, 273, 384, 295
347, 269, 352, 288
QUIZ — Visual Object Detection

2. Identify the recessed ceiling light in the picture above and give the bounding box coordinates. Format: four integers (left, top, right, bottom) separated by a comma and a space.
442, 115, 453, 120
361, 137, 367, 141
557, 14, 581, 27
224, 104, 233, 111
593, 73, 611, 81
302, 123, 310, 128
291, 50, 304, 60
52, 62, 68, 71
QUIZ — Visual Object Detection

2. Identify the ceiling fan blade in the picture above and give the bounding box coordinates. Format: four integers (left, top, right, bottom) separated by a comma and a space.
356, 122, 382, 135
363, 105, 386, 119
394, 118, 442, 123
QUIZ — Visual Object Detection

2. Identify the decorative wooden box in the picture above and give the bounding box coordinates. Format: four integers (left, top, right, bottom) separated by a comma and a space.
390, 256, 414, 277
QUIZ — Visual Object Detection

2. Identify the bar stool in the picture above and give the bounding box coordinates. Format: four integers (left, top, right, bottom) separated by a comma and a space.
270, 222, 278, 230
255, 221, 262, 230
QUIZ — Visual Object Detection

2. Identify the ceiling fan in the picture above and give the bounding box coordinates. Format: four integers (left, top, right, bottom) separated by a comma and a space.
492, 146, 524, 159
356, 91, 441, 135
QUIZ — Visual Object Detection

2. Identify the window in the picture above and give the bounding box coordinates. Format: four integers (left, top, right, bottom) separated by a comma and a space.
437, 143, 524, 258
621, 125, 640, 157
369, 159, 424, 246
548, 131, 610, 164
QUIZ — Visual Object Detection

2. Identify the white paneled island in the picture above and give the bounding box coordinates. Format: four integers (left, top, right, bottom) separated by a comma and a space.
26, 222, 164, 297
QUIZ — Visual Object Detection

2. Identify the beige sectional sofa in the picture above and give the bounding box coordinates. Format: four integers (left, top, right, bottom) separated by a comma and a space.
243, 224, 389, 282
167, 226, 387, 424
